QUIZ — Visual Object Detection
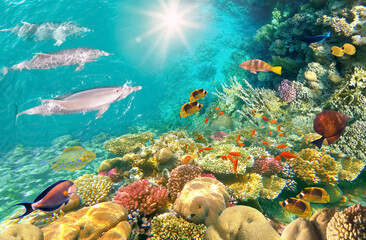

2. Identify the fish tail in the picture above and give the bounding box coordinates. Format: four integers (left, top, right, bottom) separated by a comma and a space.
2, 67, 8, 76
271, 66, 282, 75
310, 136, 324, 149
9, 202, 34, 219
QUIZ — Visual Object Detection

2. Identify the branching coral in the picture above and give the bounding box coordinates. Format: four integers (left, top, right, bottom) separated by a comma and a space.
151, 213, 206, 240
114, 179, 168, 215
74, 174, 113, 206
104, 132, 153, 155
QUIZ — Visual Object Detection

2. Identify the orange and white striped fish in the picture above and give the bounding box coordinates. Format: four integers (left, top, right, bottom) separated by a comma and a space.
239, 59, 282, 75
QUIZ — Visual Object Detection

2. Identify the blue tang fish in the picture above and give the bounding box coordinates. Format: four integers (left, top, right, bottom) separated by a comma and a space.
10, 180, 77, 218
50, 146, 96, 171
295, 32, 331, 44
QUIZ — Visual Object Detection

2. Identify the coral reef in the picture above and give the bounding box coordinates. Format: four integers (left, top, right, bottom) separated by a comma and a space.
41, 202, 131, 240
339, 156, 365, 181
327, 204, 366, 240
98, 168, 123, 183
204, 206, 281, 240
167, 164, 203, 202
277, 79, 297, 103
260, 175, 287, 199
226, 173, 263, 200
151, 213, 206, 240
74, 174, 113, 206
210, 131, 228, 141
173, 177, 229, 226
0, 224, 44, 240
97, 157, 131, 173
251, 157, 283, 176
113, 179, 169, 215
104, 132, 153, 155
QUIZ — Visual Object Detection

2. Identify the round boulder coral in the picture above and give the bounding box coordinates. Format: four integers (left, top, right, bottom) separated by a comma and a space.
0, 224, 43, 240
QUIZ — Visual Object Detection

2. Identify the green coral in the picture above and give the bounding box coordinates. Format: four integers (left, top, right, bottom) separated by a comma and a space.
151, 213, 206, 240
104, 132, 153, 155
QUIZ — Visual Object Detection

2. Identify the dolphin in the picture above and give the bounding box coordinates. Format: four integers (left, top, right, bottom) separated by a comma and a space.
0, 21, 91, 46
3, 47, 110, 75
17, 84, 142, 119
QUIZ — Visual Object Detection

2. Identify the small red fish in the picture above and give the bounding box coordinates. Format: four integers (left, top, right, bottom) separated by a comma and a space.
262, 141, 270, 145
279, 133, 285, 137
233, 158, 238, 177
251, 129, 255, 137
281, 151, 297, 159
274, 155, 282, 161
236, 134, 241, 142
197, 136, 202, 140
261, 155, 264, 159
204, 118, 209, 124
269, 120, 277, 124
203, 147, 212, 150
219, 112, 224, 115
185, 144, 188, 149
277, 125, 281, 132
262, 116, 269, 121
185, 126, 188, 129
238, 143, 245, 146
221, 156, 228, 160
262, 165, 269, 170
247, 156, 251, 159
269, 130, 273, 137
251, 109, 255, 114
229, 152, 241, 157
183, 155, 192, 164
198, 149, 203, 153
228, 155, 234, 163
216, 106, 220, 110
277, 144, 288, 149
260, 125, 264, 129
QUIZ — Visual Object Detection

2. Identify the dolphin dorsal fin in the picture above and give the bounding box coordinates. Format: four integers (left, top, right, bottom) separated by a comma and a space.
35, 53, 51, 57
62, 146, 84, 153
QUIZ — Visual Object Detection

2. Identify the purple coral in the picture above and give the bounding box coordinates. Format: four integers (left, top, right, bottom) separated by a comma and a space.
113, 179, 168, 215
251, 157, 283, 176
278, 79, 296, 103
210, 131, 228, 141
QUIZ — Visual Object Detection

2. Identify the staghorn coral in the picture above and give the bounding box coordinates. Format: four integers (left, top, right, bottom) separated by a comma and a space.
288, 148, 341, 185
74, 174, 113, 206
327, 204, 366, 240
260, 175, 287, 199
227, 173, 263, 201
41, 202, 131, 240
277, 79, 297, 103
151, 213, 206, 240
339, 156, 365, 181
167, 164, 203, 202
114, 179, 168, 215
0, 224, 44, 240
104, 131, 153, 155
173, 177, 229, 226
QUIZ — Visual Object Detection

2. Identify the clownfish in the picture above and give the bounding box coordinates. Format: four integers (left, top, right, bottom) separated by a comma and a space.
180, 101, 203, 118
296, 187, 330, 203
279, 197, 312, 219
189, 89, 208, 102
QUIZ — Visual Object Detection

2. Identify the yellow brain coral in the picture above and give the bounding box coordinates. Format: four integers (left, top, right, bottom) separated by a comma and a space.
288, 148, 341, 185
74, 174, 113, 206
104, 132, 153, 155
41, 202, 131, 240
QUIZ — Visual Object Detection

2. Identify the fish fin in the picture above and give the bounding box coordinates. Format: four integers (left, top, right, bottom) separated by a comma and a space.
250, 70, 257, 74
310, 136, 324, 149
86, 59, 97, 63
2, 67, 8, 76
34, 53, 51, 57
271, 66, 282, 75
33, 180, 69, 202
75, 64, 84, 71
63, 146, 84, 153
9, 202, 34, 219
38, 203, 64, 212
95, 105, 110, 119
325, 132, 343, 144
54, 40, 63, 46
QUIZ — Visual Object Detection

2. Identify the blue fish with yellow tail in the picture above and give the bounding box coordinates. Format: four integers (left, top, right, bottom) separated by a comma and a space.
295, 32, 331, 44
50, 146, 96, 171
9, 180, 77, 218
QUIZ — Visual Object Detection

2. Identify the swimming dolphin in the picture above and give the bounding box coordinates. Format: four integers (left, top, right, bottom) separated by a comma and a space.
0, 21, 91, 46
3, 47, 110, 75
17, 84, 142, 119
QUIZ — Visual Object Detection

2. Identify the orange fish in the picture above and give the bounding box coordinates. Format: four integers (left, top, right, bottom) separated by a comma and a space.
221, 156, 228, 160
262, 141, 270, 145
198, 149, 203, 153
247, 156, 251, 159
269, 130, 273, 137
184, 144, 188, 149
277, 125, 281, 132
233, 158, 238, 177
228, 155, 234, 163
183, 155, 192, 164
262, 165, 268, 170
260, 155, 264, 159
280, 151, 296, 159
204, 118, 209, 124
251, 129, 255, 137
274, 155, 282, 161
269, 120, 277, 124
236, 134, 241, 142
296, 187, 330, 203
251, 109, 255, 114
229, 152, 241, 157
260, 125, 264, 129
197, 136, 202, 140
203, 147, 212, 150
262, 116, 269, 121
277, 144, 288, 149
219, 112, 224, 115
238, 143, 245, 146
185, 126, 188, 129
216, 106, 220, 110
279, 133, 285, 137
239, 59, 282, 75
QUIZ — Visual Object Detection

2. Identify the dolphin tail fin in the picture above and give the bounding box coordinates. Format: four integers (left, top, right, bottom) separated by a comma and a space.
9, 202, 34, 219
3, 67, 8, 76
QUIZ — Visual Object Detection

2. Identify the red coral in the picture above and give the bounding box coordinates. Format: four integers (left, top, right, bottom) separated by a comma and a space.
113, 179, 168, 215
107, 168, 122, 182
251, 157, 283, 176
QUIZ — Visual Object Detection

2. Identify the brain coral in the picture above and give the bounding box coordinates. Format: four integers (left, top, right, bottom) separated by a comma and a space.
167, 164, 203, 202
104, 131, 153, 155
151, 213, 206, 240
74, 174, 113, 206
327, 204, 366, 240
173, 177, 229, 226
41, 202, 131, 240
288, 148, 341, 185
0, 224, 44, 240
113, 179, 168, 215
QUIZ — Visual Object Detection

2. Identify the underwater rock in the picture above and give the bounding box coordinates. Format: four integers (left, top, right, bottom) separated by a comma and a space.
156, 148, 173, 163
0, 224, 44, 240
310, 208, 336, 240
209, 114, 234, 131
173, 177, 229, 226
204, 206, 281, 240
304, 70, 318, 82
282, 218, 318, 240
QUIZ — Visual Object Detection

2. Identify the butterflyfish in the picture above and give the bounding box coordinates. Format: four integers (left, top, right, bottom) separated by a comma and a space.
9, 180, 76, 218
330, 46, 344, 57
279, 197, 312, 219
296, 187, 330, 203
240, 59, 282, 75
179, 101, 203, 118
189, 89, 208, 102
311, 110, 349, 149
342, 43, 356, 55
50, 146, 96, 171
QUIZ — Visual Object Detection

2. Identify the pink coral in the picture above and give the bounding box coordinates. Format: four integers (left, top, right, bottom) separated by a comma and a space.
202, 173, 216, 179
251, 157, 283, 176
113, 179, 168, 215
210, 131, 228, 141
278, 79, 296, 103
98, 168, 122, 182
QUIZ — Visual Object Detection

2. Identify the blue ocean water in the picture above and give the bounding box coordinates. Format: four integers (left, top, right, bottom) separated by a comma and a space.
0, 0, 258, 155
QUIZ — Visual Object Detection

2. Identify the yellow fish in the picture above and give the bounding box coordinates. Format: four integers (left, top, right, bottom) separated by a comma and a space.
50, 146, 96, 171
180, 101, 203, 118
189, 89, 208, 102
330, 46, 344, 57
279, 197, 312, 219
296, 187, 330, 203
342, 43, 356, 55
